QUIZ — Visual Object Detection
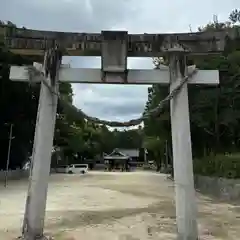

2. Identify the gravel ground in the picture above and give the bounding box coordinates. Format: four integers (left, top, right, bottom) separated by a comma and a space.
0, 171, 239, 239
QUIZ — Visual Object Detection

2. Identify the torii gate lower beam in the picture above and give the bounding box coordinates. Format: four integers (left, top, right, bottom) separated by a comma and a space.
10, 65, 219, 85
10, 63, 219, 239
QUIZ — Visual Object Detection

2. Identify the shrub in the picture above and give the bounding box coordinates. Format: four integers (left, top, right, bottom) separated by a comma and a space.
193, 153, 240, 179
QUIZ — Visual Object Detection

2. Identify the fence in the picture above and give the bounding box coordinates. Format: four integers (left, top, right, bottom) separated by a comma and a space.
0, 169, 29, 181
195, 175, 240, 201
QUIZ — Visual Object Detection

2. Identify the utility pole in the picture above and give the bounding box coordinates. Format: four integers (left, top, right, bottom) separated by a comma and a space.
4, 123, 14, 187
165, 140, 168, 172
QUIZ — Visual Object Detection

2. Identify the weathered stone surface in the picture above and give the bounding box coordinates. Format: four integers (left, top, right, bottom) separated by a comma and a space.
0, 26, 234, 57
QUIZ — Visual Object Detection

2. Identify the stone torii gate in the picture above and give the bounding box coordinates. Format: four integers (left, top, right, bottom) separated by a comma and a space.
5, 27, 226, 239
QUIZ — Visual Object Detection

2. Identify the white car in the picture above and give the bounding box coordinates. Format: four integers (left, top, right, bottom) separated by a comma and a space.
67, 164, 88, 174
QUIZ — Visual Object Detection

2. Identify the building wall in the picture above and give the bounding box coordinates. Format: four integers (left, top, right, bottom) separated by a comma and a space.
131, 156, 141, 162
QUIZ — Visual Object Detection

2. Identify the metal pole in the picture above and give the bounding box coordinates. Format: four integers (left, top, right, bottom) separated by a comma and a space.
165, 140, 168, 171
4, 123, 13, 187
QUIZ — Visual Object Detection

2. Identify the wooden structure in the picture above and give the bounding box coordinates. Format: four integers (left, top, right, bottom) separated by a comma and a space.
104, 149, 130, 171
118, 148, 139, 162
6, 25, 229, 240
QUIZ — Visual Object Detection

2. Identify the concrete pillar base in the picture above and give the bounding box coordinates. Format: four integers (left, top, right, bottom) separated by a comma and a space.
17, 234, 54, 240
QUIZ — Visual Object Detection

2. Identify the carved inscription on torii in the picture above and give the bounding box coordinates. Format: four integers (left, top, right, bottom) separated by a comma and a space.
1, 26, 229, 57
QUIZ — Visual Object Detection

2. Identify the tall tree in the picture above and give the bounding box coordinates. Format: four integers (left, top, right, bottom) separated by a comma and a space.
143, 11, 240, 169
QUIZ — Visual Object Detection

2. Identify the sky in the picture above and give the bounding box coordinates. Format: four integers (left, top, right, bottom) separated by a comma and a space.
1, 0, 239, 128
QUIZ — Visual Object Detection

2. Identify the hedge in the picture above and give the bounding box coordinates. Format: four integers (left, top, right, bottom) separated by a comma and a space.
193, 154, 240, 179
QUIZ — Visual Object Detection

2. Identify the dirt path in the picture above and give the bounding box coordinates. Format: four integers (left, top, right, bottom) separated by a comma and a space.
0, 171, 239, 239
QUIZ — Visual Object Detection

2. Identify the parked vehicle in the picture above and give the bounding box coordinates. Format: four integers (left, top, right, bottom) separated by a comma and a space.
67, 164, 88, 174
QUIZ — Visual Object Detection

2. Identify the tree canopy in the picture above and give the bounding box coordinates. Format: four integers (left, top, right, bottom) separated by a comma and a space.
1, 9, 240, 177
0, 22, 143, 169
143, 9, 240, 177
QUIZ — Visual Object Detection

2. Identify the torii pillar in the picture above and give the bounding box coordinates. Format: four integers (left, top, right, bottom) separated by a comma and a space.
21, 50, 61, 239
168, 47, 198, 239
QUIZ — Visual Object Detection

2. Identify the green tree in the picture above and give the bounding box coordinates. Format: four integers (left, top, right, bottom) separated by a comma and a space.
143, 11, 240, 175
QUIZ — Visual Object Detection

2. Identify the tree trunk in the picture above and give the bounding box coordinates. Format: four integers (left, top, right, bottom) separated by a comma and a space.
155, 152, 162, 172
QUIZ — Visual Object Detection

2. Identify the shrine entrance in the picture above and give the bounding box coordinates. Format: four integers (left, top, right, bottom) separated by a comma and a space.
5, 25, 228, 239
104, 149, 131, 172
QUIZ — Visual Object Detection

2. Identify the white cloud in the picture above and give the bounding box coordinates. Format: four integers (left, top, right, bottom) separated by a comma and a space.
1, 0, 238, 125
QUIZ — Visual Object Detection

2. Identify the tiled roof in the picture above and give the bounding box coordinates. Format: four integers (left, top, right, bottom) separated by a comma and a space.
117, 149, 139, 157
104, 148, 139, 158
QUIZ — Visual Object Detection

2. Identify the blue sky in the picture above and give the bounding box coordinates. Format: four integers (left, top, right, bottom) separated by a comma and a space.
1, 0, 239, 125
